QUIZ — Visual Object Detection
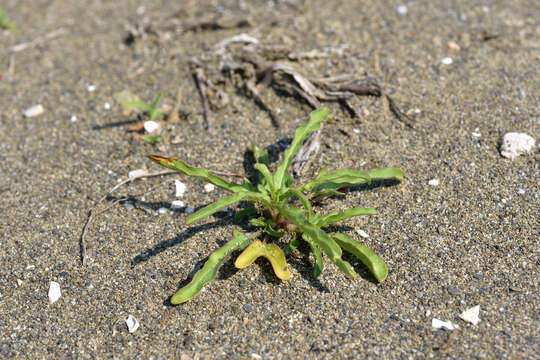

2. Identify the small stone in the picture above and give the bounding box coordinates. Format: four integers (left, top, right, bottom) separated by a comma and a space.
517, 189, 526, 195
396, 5, 408, 15
447, 41, 461, 51
428, 179, 439, 186
472, 132, 481, 138
251, 354, 262, 360
48, 281, 61, 304
171, 200, 185, 210
70, 115, 77, 122
158, 207, 168, 214
353, 128, 360, 134
441, 57, 453, 65
473, 273, 484, 280
104, 102, 111, 110
432, 318, 457, 330
459, 305, 480, 325
356, 229, 369, 238
125, 315, 140, 333
185, 207, 195, 214
500, 132, 535, 160
128, 169, 147, 179
175, 180, 187, 197
204, 183, 215, 193
23, 104, 44, 117
87, 85, 96, 92
16, 279, 23, 286
26, 264, 35, 270
143, 120, 160, 133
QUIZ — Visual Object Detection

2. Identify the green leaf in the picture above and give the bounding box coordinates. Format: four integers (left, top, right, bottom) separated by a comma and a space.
234, 207, 258, 222
170, 230, 252, 304
0, 7, 15, 31
143, 134, 162, 145
150, 92, 162, 113
277, 206, 341, 263
123, 101, 152, 112
250, 145, 269, 166
249, 218, 284, 238
254, 163, 276, 196
318, 208, 378, 227
304, 169, 371, 192
274, 108, 331, 190
285, 233, 300, 254
282, 188, 312, 217
302, 234, 323, 278
368, 168, 404, 182
332, 233, 388, 282
187, 192, 249, 225
149, 155, 250, 193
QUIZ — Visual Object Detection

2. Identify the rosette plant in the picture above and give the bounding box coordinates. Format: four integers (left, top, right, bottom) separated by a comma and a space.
149, 108, 403, 304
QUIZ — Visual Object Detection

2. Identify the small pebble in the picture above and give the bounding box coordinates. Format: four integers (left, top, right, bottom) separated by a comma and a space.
432, 318, 457, 330
185, 207, 195, 214
158, 207, 168, 214
104, 102, 111, 110
23, 104, 44, 117
517, 189, 525, 195
175, 180, 187, 197
428, 179, 439, 186
171, 200, 185, 210
143, 120, 160, 133
459, 305, 480, 325
251, 354, 262, 360
70, 115, 77, 122
26, 264, 35, 270
472, 132, 481, 138
353, 128, 360, 134
48, 281, 61, 304
204, 183, 215, 193
125, 315, 140, 333
396, 5, 408, 15
87, 85, 96, 92
500, 132, 535, 160
441, 57, 453, 65
356, 229, 369, 238
447, 41, 461, 51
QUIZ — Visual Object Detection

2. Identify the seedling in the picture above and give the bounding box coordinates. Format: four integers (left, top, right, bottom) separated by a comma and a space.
123, 91, 165, 122
149, 108, 404, 304
0, 7, 16, 31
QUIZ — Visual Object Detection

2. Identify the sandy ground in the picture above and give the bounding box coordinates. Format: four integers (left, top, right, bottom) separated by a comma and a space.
0, 0, 538, 358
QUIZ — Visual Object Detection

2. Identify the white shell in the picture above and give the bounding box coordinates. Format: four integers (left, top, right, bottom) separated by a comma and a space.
128, 169, 147, 179
459, 305, 480, 325
171, 200, 185, 209
23, 104, 44, 117
204, 183, 215, 193
48, 281, 61, 304
500, 132, 535, 160
431, 318, 457, 330
356, 229, 369, 238
428, 179, 439, 186
125, 315, 140, 333
143, 120, 160, 133
175, 180, 187, 197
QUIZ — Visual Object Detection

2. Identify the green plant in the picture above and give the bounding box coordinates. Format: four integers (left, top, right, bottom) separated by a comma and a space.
149, 108, 404, 304
123, 91, 165, 122
143, 134, 163, 145
0, 7, 16, 31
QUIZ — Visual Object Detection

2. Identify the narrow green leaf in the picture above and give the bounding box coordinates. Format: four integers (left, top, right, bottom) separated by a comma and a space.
368, 168, 404, 182
170, 230, 252, 304
149, 155, 249, 193
234, 207, 257, 222
250, 145, 269, 165
304, 169, 371, 191
123, 101, 152, 112
318, 208, 378, 227
187, 192, 248, 225
150, 92, 162, 113
254, 163, 276, 196
285, 233, 300, 255
274, 108, 331, 190
302, 234, 323, 278
332, 233, 388, 282
277, 205, 342, 262
282, 188, 312, 217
